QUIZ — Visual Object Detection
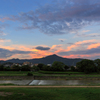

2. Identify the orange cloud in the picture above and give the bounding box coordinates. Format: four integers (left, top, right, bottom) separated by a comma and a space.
66, 39, 95, 51
62, 54, 90, 59
82, 30, 90, 33
0, 39, 100, 60
87, 43, 100, 49
0, 17, 10, 22
0, 39, 11, 43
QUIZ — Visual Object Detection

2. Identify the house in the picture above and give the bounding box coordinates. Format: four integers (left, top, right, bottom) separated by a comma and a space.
33, 64, 38, 66
23, 61, 30, 65
47, 64, 52, 67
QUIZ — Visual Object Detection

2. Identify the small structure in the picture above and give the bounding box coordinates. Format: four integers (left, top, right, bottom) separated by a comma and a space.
23, 61, 30, 65
47, 64, 52, 67
33, 64, 38, 66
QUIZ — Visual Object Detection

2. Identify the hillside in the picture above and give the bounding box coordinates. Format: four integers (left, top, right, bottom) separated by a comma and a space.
0, 54, 83, 66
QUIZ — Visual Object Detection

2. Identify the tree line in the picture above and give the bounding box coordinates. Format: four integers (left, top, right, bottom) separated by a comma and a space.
0, 59, 100, 73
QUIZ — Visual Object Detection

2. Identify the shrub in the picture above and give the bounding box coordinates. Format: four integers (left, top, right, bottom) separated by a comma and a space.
27, 72, 33, 76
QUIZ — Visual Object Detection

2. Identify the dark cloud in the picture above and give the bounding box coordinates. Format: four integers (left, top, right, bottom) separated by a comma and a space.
2, 0, 100, 35
59, 39, 65, 42
0, 31, 6, 36
0, 48, 32, 58
0, 24, 9, 36
77, 33, 100, 37
0, 38, 5, 40
60, 40, 64, 42
58, 46, 100, 56
67, 43, 74, 45
35, 46, 50, 50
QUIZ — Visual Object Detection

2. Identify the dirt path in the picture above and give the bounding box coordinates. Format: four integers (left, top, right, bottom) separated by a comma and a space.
0, 86, 100, 88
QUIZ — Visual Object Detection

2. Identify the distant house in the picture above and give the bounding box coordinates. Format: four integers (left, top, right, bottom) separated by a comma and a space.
4, 64, 12, 68
47, 64, 52, 67
23, 61, 30, 65
30, 63, 34, 67
11, 63, 22, 68
33, 64, 38, 66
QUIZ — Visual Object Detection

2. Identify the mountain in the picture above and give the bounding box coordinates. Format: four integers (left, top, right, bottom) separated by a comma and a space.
0, 54, 83, 66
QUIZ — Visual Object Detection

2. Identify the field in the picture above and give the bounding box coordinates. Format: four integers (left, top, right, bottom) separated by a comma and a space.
0, 71, 100, 100
0, 71, 100, 77
0, 87, 100, 100
0, 71, 100, 76
0, 71, 100, 80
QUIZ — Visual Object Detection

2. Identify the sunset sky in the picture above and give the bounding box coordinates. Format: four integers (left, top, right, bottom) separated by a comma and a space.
0, 0, 100, 60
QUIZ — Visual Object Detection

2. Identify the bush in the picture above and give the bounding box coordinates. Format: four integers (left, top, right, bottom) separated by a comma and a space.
76, 59, 95, 73
21, 65, 30, 71
27, 72, 33, 76
51, 61, 65, 71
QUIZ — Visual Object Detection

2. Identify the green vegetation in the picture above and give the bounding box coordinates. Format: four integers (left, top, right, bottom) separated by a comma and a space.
76, 59, 96, 74
0, 71, 29, 76
39, 71, 84, 74
0, 59, 100, 79
0, 83, 15, 86
0, 71, 100, 77
0, 87, 100, 100
27, 72, 33, 76
1, 59, 100, 74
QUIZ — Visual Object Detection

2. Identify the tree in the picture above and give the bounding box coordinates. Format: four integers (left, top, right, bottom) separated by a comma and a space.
37, 63, 44, 70
21, 65, 30, 71
94, 59, 100, 72
32, 65, 39, 71
4, 66, 11, 71
71, 66, 76, 71
0, 65, 4, 71
42, 65, 50, 71
76, 59, 95, 74
51, 61, 65, 71
64, 65, 69, 71
11, 65, 20, 71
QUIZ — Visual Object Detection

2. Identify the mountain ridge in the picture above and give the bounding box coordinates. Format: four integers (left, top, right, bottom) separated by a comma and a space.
0, 54, 83, 66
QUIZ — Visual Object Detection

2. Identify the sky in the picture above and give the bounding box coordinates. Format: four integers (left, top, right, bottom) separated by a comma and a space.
0, 0, 100, 60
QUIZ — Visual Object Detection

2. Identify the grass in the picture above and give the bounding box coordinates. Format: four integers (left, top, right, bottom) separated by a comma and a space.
0, 71, 29, 76
0, 71, 100, 78
0, 83, 15, 86
39, 71, 84, 74
0, 87, 100, 100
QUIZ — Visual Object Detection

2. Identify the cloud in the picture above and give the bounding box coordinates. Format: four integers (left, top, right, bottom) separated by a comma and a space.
0, 39, 11, 43
1, 0, 100, 35
87, 43, 100, 49
77, 33, 100, 37
57, 39, 100, 59
35, 46, 50, 51
66, 39, 96, 51
0, 48, 32, 58
0, 31, 7, 36
0, 24, 8, 36
58, 46, 100, 57
0, 17, 10, 22
82, 30, 90, 33
59, 39, 66, 42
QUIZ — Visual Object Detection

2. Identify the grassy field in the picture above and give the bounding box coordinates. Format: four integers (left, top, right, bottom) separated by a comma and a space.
0, 71, 29, 76
39, 71, 84, 74
0, 87, 100, 100
0, 71, 100, 78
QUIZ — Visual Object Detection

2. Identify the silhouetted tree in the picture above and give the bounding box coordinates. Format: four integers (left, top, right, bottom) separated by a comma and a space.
76, 59, 95, 74
94, 59, 100, 72
21, 65, 30, 71
51, 61, 65, 71
37, 63, 44, 70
